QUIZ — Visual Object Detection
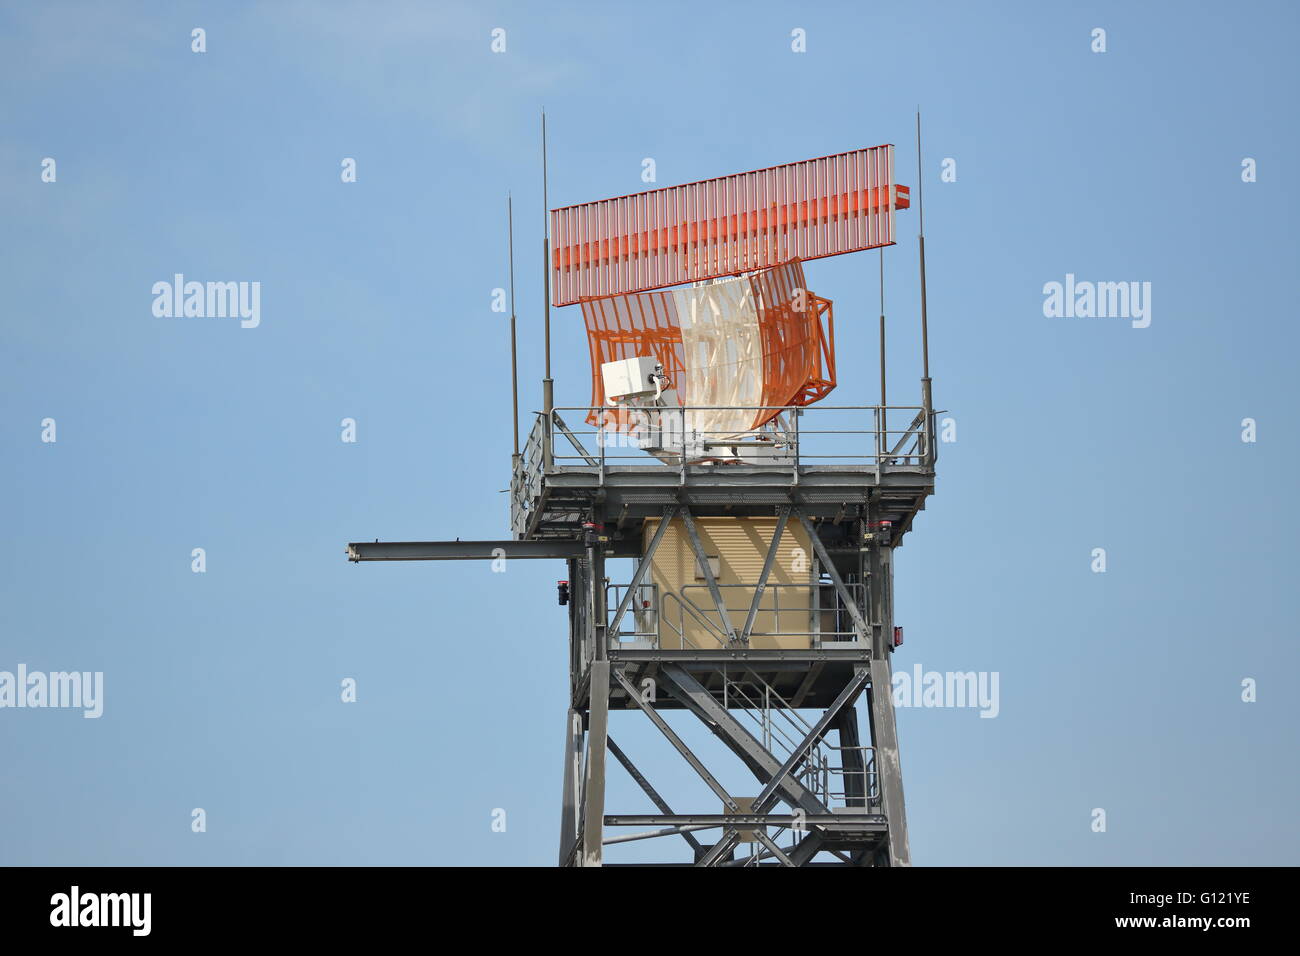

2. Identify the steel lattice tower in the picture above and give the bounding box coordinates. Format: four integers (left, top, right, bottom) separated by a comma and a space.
347, 132, 937, 866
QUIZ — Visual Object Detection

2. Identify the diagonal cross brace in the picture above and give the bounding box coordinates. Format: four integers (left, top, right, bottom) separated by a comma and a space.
752, 666, 870, 813
697, 829, 741, 867
679, 506, 739, 646
606, 736, 703, 854
698, 668, 869, 867
740, 506, 789, 643
614, 668, 740, 813
888, 409, 927, 459
657, 664, 828, 816
794, 508, 871, 641
551, 411, 599, 465
753, 830, 795, 867
607, 505, 677, 639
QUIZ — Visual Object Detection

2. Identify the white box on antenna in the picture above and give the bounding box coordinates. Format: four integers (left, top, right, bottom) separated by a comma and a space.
601, 356, 661, 403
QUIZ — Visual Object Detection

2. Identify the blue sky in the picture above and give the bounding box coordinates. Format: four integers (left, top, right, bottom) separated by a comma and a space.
1, 0, 1297, 865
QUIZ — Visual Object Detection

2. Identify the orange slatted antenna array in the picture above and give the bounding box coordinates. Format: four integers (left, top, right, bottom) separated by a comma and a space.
751, 262, 836, 412
552, 146, 903, 307
580, 288, 686, 435
580, 261, 834, 432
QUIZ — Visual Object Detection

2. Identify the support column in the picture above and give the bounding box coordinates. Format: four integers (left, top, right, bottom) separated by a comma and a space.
579, 503, 610, 866
865, 524, 909, 865
558, 708, 583, 866
868, 657, 910, 866
581, 661, 610, 867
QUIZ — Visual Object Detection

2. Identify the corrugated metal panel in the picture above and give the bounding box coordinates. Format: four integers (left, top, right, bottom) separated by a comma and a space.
551, 146, 906, 307
643, 517, 813, 650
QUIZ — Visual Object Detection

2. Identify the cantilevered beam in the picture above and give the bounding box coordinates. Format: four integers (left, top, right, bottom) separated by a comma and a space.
347, 539, 594, 562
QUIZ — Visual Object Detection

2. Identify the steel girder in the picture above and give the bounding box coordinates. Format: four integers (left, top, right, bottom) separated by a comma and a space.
580, 659, 894, 867
560, 507, 912, 867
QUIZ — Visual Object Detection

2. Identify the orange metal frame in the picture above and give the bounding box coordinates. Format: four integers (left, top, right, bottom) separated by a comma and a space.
580, 261, 834, 432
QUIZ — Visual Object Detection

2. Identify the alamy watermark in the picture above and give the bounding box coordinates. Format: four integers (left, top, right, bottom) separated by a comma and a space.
50, 886, 150, 936
892, 663, 999, 718
152, 274, 260, 328
1043, 273, 1151, 328
0, 665, 103, 718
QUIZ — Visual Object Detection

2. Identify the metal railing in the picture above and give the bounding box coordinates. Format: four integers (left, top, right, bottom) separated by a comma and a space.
546, 404, 931, 470
553, 403, 930, 468
604, 583, 660, 646
722, 675, 879, 812
808, 744, 879, 809
511, 403, 933, 535
604, 581, 868, 649
511, 415, 548, 536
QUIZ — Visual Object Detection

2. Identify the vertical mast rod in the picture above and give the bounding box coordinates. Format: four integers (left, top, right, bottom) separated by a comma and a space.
542, 111, 553, 413
916, 110, 931, 384
508, 194, 519, 460
916, 110, 934, 465
541, 111, 554, 469
879, 248, 887, 408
